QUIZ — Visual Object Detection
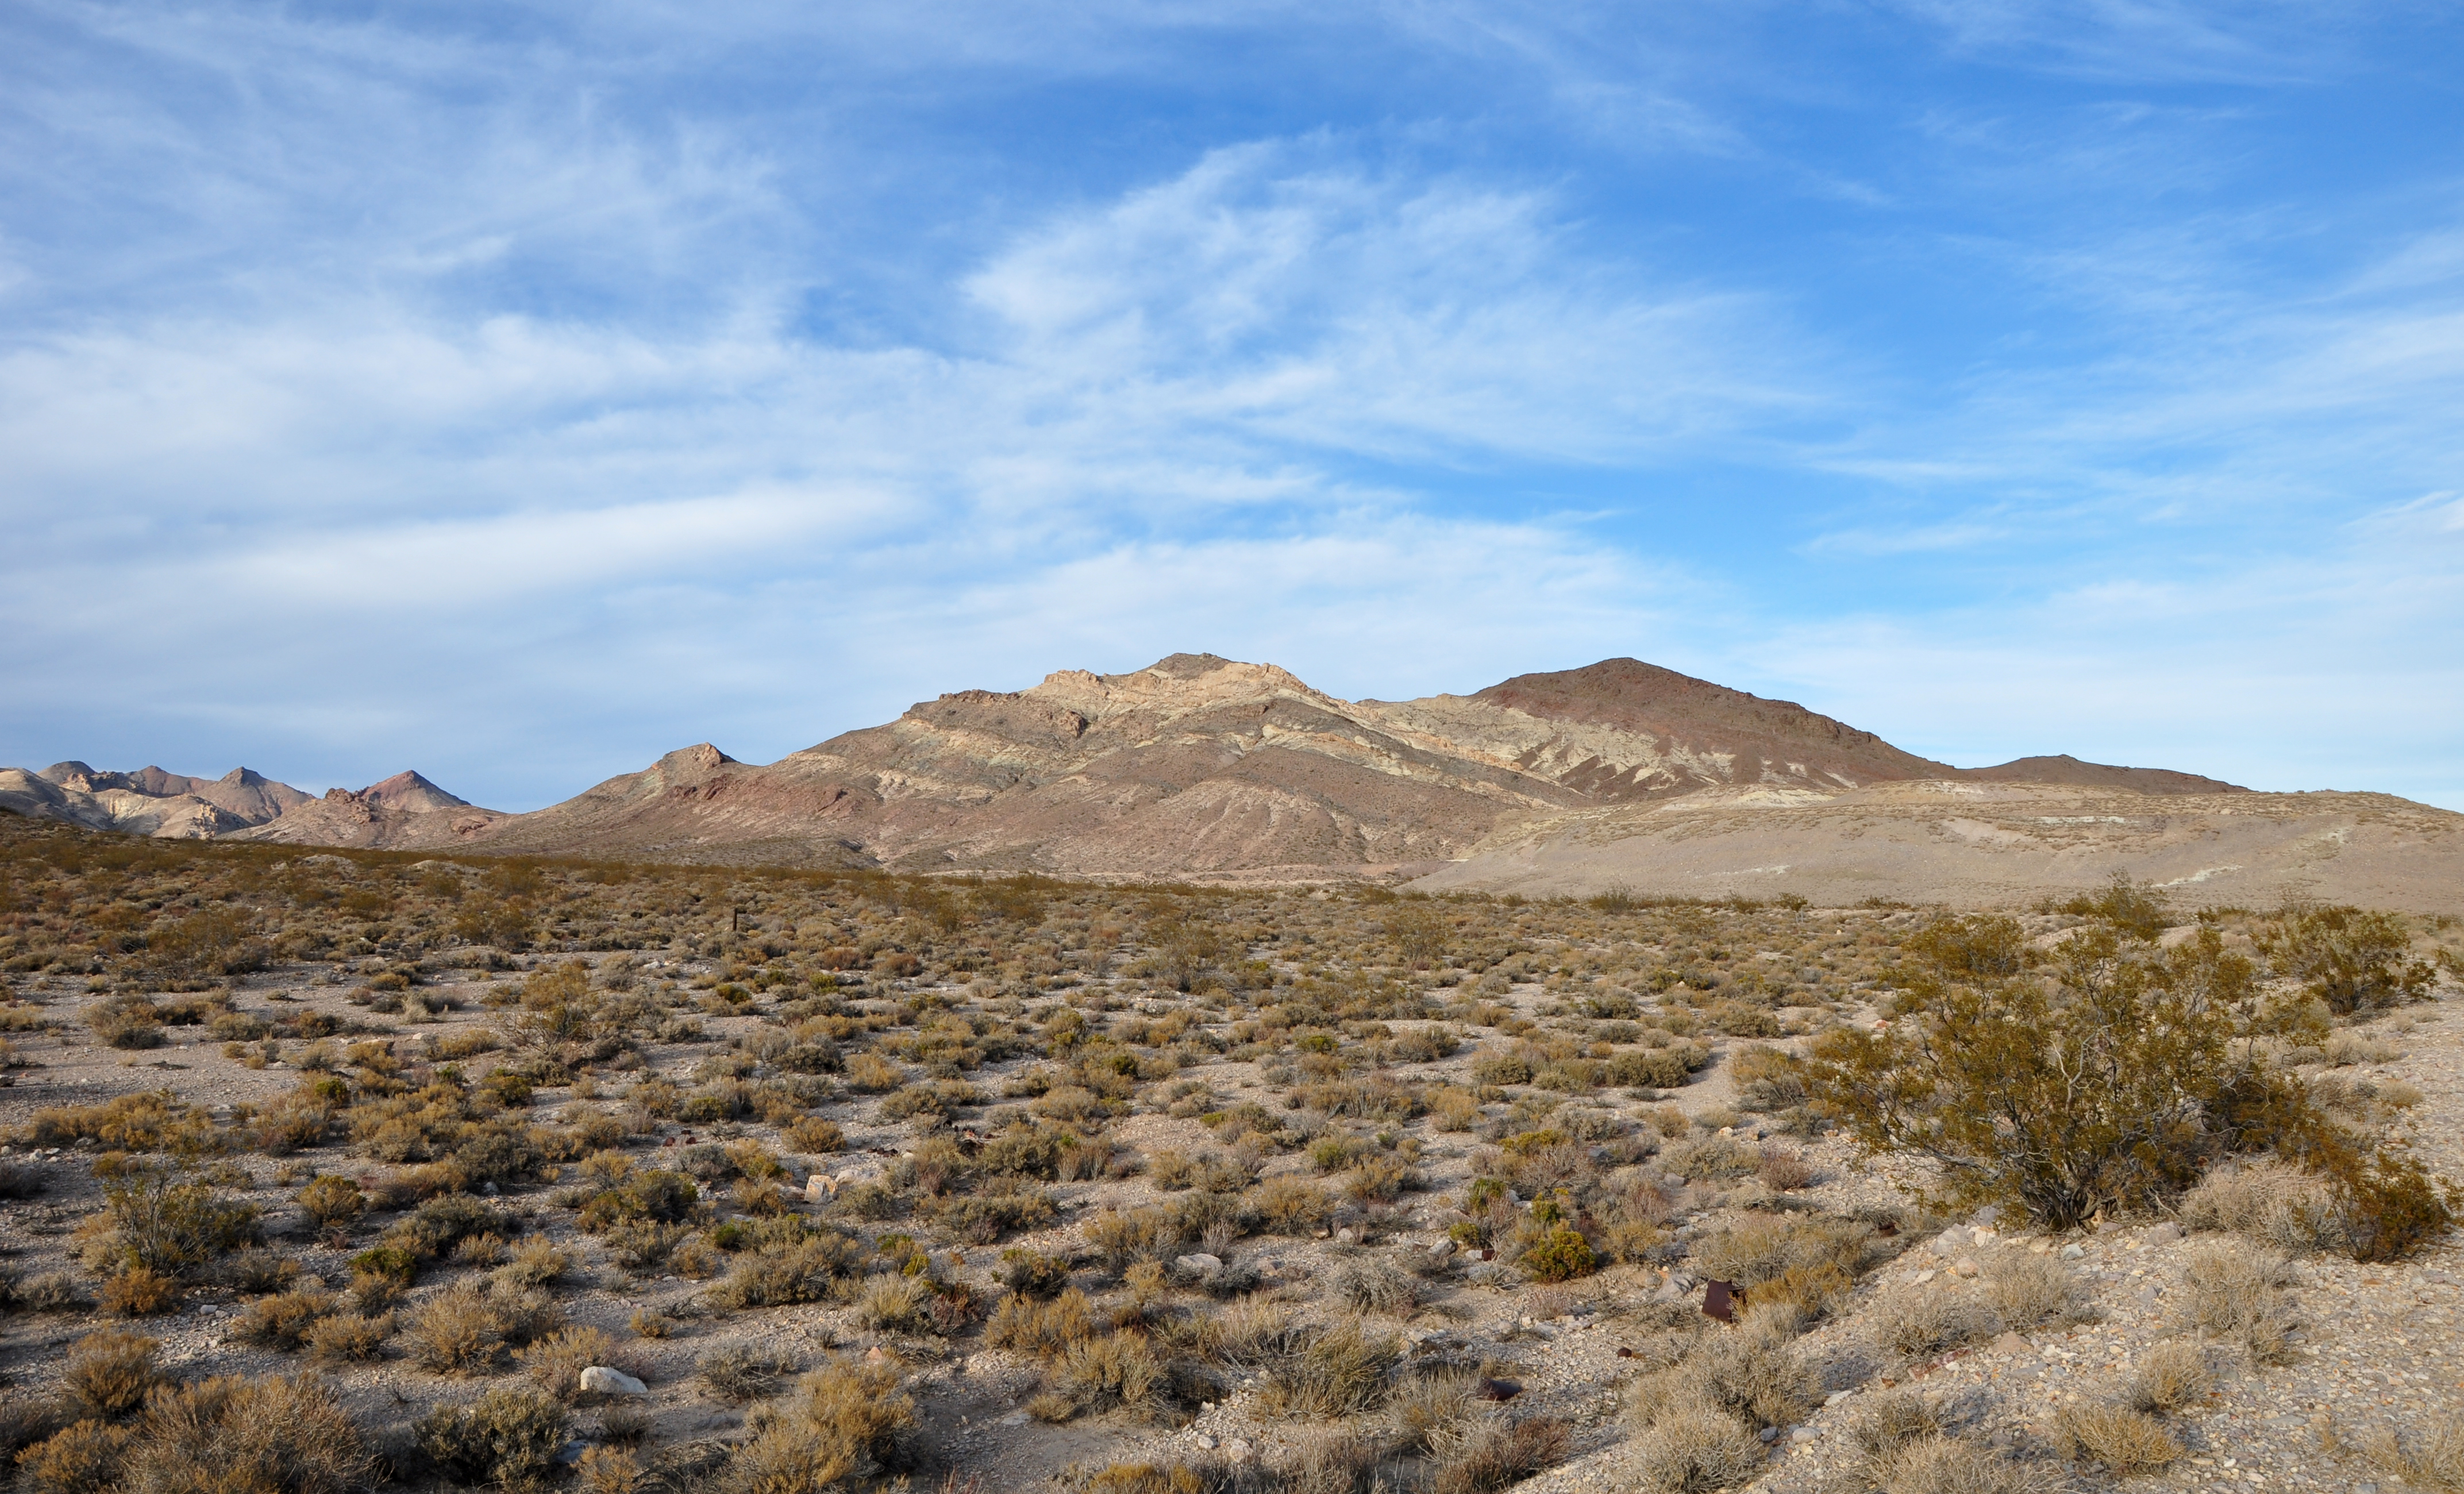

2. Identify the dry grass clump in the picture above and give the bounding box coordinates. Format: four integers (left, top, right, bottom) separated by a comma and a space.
2180, 1160, 2344, 1254
414, 1384, 570, 1491
98, 1264, 181, 1318
698, 1343, 798, 1403
16, 1421, 132, 1494
2176, 1240, 2299, 1363
2362, 1413, 2464, 1492
1031, 1332, 1170, 1422
1869, 1287, 2001, 1358
2052, 1401, 2180, 1473
1427, 1415, 1571, 1494
705, 1234, 861, 1309
1978, 1254, 2089, 1327
988, 1288, 1096, 1357
1262, 1319, 1402, 1419
2124, 1339, 2214, 1414
1627, 1310, 1812, 1490
405, 1279, 567, 1375
233, 1287, 339, 1350
1864, 1435, 2054, 1494
64, 1329, 166, 1418
125, 1374, 372, 1494
518, 1325, 634, 1401
493, 1234, 573, 1289
723, 1360, 917, 1494
306, 1311, 394, 1362
1331, 1258, 1418, 1315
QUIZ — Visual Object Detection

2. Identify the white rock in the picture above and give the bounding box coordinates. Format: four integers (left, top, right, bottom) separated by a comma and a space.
1175, 1253, 1225, 1277
579, 1366, 648, 1396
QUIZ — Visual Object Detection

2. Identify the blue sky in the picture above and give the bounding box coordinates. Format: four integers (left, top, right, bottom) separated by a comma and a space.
4, 1, 2461, 812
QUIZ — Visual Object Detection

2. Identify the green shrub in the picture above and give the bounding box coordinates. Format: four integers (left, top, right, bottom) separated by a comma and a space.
2258, 905, 2434, 1015
1520, 1229, 1596, 1283
1807, 923, 2304, 1229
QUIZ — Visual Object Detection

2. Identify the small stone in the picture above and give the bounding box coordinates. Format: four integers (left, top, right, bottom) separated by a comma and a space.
579, 1366, 648, 1396
2061, 1244, 2086, 1260
1175, 1253, 1225, 1278
1225, 1441, 1254, 1461
1334, 1227, 1359, 1246
1194, 1434, 1218, 1450
999, 1411, 1030, 1427
1952, 1258, 1980, 1279
2144, 1222, 2182, 1245
1914, 1269, 1937, 1284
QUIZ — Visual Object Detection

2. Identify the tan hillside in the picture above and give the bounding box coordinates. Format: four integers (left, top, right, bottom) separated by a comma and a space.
1412, 778, 2464, 912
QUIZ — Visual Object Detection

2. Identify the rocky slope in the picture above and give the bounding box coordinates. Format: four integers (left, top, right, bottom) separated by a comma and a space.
0, 762, 504, 848
425, 654, 2040, 875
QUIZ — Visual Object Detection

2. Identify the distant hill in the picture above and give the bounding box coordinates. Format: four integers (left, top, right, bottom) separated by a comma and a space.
0, 763, 505, 848
16, 653, 2454, 909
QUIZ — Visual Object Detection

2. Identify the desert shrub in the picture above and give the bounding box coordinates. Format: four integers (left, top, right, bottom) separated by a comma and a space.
306, 1312, 393, 1363
2053, 1402, 2178, 1473
1086, 1205, 1188, 1269
1035, 1332, 1168, 1422
87, 995, 167, 1050
21, 1093, 220, 1153
722, 1360, 917, 1494
1387, 1370, 1480, 1452
2176, 1241, 2299, 1363
234, 1288, 338, 1350
786, 1117, 845, 1153
1805, 923, 2301, 1229
11, 1270, 93, 1313
122, 1373, 371, 1494
415, 1385, 569, 1490
999, 1249, 1073, 1299
927, 1186, 1060, 1244
856, 1274, 934, 1335
2258, 905, 2434, 1015
577, 1169, 699, 1230
1660, 1135, 1758, 1181
1865, 1435, 2053, 1494
987, 1289, 1094, 1358
699, 1343, 797, 1403
2362, 1415, 2464, 1493
1979, 1254, 2089, 1327
517, 1326, 630, 1401
1847, 1389, 1942, 1459
1628, 1408, 1766, 1494
1429, 1415, 1570, 1494
220, 1246, 302, 1296
1870, 1287, 2001, 1358
64, 1330, 165, 1418
99, 1265, 180, 1318
16, 1421, 134, 1494
706, 1234, 861, 1308
1686, 1214, 1876, 1293
494, 1235, 573, 1289
1250, 1175, 1334, 1236
1264, 1320, 1400, 1419
576, 1445, 646, 1494
2313, 1146, 2459, 1262
2126, 1339, 2214, 1414
2180, 1159, 2342, 1253
1331, 1258, 1419, 1315
1628, 1315, 1814, 1434
1520, 1228, 1596, 1283
93, 1168, 260, 1279
390, 1195, 515, 1260
406, 1279, 563, 1375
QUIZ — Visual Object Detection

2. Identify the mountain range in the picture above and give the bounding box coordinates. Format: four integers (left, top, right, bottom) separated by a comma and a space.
9, 654, 2457, 908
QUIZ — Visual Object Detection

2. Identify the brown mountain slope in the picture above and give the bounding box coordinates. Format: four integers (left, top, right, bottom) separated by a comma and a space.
410, 653, 2271, 880
225, 771, 510, 850
1960, 753, 2247, 795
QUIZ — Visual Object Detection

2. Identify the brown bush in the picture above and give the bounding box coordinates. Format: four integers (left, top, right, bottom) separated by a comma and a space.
124, 1374, 371, 1494
2054, 1403, 2178, 1472
721, 1360, 916, 1494
988, 1289, 1095, 1359
64, 1330, 165, 1418
1430, 1415, 1570, 1494
2126, 1339, 2214, 1415
99, 1265, 180, 1318
305, 1312, 392, 1363
518, 1325, 633, 1401
16, 1421, 134, 1494
233, 1288, 338, 1351
1263, 1320, 1400, 1419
